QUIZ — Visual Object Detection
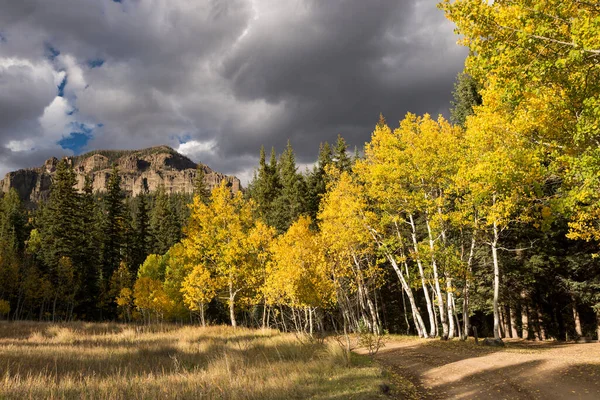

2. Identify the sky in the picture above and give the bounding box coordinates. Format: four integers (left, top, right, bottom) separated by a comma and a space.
0, 0, 467, 184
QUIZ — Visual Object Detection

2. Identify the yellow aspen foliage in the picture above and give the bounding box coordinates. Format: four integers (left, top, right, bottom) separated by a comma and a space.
456, 108, 544, 230
355, 113, 462, 222
245, 220, 276, 306
181, 264, 215, 312
162, 242, 193, 317
319, 171, 381, 291
109, 261, 133, 321
319, 171, 383, 332
441, 0, 600, 151
265, 216, 334, 309
133, 276, 173, 322
442, 0, 600, 245
182, 181, 260, 326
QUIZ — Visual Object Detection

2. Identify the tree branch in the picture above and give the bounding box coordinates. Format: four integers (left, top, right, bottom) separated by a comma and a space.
499, 25, 600, 55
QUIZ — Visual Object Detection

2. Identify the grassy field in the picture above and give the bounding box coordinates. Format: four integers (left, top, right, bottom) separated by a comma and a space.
0, 322, 394, 400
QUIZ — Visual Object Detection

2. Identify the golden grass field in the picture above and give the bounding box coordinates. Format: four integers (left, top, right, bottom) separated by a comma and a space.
0, 322, 394, 400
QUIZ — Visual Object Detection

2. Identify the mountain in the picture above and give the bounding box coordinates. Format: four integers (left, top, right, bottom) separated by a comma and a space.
0, 145, 241, 203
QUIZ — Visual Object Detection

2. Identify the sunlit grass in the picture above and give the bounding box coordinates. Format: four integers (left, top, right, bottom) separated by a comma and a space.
0, 322, 393, 399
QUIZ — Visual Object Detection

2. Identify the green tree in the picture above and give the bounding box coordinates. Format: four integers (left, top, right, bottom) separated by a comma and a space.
74, 176, 101, 318
194, 164, 211, 203
150, 185, 182, 254
272, 140, 306, 233
306, 141, 332, 222
40, 159, 79, 269
333, 134, 352, 173
0, 189, 26, 313
101, 164, 127, 300
131, 179, 151, 274
450, 72, 482, 127
248, 146, 281, 227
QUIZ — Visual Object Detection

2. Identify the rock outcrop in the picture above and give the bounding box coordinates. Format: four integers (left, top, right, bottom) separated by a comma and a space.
0, 145, 241, 203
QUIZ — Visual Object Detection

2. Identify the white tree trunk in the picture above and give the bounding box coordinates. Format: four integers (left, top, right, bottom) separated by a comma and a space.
387, 253, 428, 337
453, 295, 462, 339
463, 233, 476, 340
409, 214, 436, 337
425, 215, 448, 339
199, 301, 206, 327
491, 219, 501, 340
229, 281, 237, 328
447, 278, 455, 339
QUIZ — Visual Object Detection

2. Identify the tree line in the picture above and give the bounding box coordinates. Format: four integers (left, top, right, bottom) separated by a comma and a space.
0, 162, 193, 321
1, 0, 599, 341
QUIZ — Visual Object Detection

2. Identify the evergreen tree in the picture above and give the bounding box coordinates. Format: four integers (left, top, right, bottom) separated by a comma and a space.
40, 159, 80, 269
0, 189, 26, 312
150, 185, 182, 254
306, 141, 332, 222
101, 164, 127, 290
131, 179, 151, 275
272, 140, 306, 233
248, 146, 282, 227
74, 176, 101, 319
333, 134, 352, 173
37, 159, 81, 320
0, 188, 27, 250
450, 72, 482, 127
194, 164, 211, 203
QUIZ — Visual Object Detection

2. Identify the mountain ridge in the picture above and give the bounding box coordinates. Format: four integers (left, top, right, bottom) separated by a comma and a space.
0, 145, 240, 203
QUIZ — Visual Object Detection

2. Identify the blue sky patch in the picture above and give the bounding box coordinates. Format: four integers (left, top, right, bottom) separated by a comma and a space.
88, 59, 104, 68
58, 75, 67, 97
176, 134, 191, 144
58, 123, 94, 154
45, 43, 60, 61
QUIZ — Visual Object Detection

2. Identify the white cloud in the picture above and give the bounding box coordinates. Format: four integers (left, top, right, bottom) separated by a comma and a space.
39, 96, 74, 141
177, 139, 218, 156
6, 139, 35, 152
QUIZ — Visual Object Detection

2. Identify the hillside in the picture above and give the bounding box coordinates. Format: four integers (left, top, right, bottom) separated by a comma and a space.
0, 145, 241, 203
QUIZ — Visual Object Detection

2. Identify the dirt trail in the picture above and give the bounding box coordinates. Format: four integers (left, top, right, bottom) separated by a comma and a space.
366, 338, 600, 399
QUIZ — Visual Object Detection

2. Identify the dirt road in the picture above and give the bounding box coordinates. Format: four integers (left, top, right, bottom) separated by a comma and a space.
367, 338, 600, 399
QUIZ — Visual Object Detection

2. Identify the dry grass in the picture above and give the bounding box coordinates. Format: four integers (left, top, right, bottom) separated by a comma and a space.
0, 322, 393, 400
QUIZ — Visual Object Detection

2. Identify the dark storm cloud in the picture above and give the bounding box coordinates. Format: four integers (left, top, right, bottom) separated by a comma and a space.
0, 0, 466, 182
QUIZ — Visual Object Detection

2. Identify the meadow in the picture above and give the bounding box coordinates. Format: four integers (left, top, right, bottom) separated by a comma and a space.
0, 322, 394, 400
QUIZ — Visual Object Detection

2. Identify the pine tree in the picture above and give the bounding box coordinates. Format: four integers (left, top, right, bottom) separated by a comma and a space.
131, 179, 151, 274
40, 159, 80, 269
101, 164, 127, 290
306, 141, 332, 222
74, 175, 101, 319
194, 164, 211, 203
0, 189, 26, 313
36, 159, 82, 320
333, 134, 352, 173
272, 140, 306, 233
248, 146, 282, 227
450, 72, 482, 127
150, 185, 181, 254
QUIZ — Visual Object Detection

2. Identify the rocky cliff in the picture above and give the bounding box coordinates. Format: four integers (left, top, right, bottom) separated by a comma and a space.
0, 145, 241, 203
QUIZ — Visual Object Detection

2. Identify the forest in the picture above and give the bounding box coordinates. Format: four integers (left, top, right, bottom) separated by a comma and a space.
1, 0, 599, 344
